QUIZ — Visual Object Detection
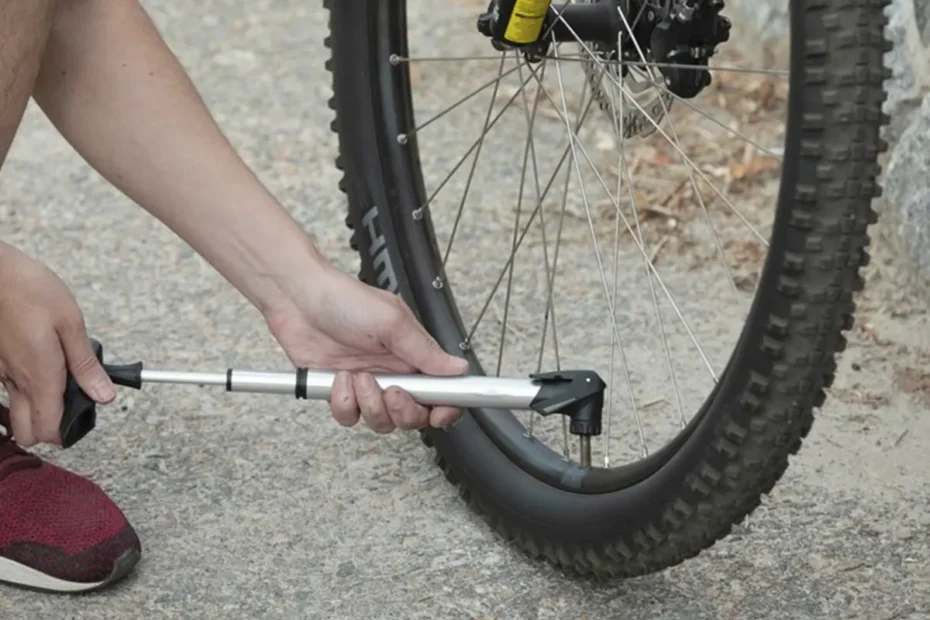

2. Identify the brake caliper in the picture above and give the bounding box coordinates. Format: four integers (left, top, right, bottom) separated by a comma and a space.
649, 0, 731, 98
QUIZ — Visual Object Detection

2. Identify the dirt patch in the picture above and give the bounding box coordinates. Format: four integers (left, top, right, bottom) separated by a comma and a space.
894, 366, 930, 404
831, 386, 891, 410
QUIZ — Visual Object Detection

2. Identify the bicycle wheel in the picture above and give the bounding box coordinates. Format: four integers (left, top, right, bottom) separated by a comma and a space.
323, 0, 891, 577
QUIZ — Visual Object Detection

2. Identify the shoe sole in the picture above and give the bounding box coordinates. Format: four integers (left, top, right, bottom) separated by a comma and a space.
0, 547, 140, 594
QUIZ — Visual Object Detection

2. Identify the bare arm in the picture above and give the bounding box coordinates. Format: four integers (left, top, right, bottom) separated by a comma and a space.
31, 0, 324, 314
27, 0, 468, 436
0, 1, 55, 167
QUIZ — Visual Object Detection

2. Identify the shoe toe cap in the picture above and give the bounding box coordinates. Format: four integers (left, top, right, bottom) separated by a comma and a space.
0, 462, 141, 586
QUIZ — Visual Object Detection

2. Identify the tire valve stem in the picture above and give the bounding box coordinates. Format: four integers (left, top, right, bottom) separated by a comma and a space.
528, 370, 606, 468
579, 437, 592, 467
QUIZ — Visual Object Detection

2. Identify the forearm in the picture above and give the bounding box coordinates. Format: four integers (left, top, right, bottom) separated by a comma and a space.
0, 1, 55, 168
31, 0, 324, 313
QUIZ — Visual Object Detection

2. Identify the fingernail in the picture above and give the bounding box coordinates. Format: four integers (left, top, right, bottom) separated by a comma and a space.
92, 380, 116, 402
433, 410, 457, 428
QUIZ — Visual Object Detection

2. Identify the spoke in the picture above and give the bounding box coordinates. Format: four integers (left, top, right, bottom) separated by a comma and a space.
464, 62, 600, 350
551, 43, 641, 465
605, 151, 625, 464
604, 30, 649, 463
543, 162, 572, 453
628, 0, 651, 30
521, 55, 591, 453
513, 57, 556, 438
441, 54, 507, 271
604, 28, 622, 464
616, 83, 769, 246
546, 54, 790, 77
523, 62, 720, 381
413, 59, 537, 220
605, 203, 621, 464
548, 15, 769, 246
605, 41, 686, 438
653, 82, 784, 161
398, 60, 522, 141
538, 1, 575, 42
391, 54, 517, 63
518, 57, 557, 440
497, 54, 547, 378
615, 7, 740, 308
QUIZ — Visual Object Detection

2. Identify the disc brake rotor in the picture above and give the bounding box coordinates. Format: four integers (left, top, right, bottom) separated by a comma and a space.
578, 0, 674, 138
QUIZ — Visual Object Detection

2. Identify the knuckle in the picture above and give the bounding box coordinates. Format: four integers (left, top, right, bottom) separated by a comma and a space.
55, 305, 86, 335
399, 413, 423, 430
364, 409, 392, 434
69, 352, 99, 376
330, 391, 358, 425
386, 300, 409, 327
331, 408, 357, 427
12, 370, 37, 395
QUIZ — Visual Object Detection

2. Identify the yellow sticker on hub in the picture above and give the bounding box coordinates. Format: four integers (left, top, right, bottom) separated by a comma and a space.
503, 0, 550, 44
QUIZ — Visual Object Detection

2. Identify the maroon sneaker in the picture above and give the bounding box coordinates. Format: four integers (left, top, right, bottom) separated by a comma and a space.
0, 405, 141, 593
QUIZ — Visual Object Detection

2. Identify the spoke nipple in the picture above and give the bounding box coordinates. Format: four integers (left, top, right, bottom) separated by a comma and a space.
389, 54, 401, 65
397, 134, 408, 145
432, 277, 444, 290
459, 340, 471, 352
412, 208, 424, 220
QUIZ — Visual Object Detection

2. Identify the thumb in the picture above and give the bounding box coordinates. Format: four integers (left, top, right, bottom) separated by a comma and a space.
57, 322, 116, 404
385, 314, 469, 377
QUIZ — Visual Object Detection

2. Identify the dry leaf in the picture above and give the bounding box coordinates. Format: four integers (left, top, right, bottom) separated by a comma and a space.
729, 238, 764, 264
729, 156, 779, 181
644, 150, 675, 167
408, 62, 422, 88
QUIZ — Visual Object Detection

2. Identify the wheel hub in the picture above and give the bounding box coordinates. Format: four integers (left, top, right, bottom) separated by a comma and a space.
476, 1, 732, 100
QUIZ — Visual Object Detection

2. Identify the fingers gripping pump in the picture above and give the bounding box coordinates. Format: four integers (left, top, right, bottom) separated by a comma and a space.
61, 339, 607, 466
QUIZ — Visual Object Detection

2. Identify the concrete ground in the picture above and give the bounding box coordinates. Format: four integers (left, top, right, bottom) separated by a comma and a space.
2, 1, 930, 618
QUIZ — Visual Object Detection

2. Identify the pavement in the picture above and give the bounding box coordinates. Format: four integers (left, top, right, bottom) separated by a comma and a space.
2, 1, 930, 619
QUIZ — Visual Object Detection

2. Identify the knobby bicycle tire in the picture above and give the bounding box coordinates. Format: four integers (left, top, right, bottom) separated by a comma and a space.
323, 0, 892, 577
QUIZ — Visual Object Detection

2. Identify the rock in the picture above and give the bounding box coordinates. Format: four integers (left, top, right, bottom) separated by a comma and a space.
917, 0, 930, 42
882, 94, 930, 297
882, 0, 930, 141
721, 0, 788, 42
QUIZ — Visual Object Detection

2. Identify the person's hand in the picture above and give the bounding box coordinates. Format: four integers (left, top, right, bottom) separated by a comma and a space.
0, 242, 116, 447
261, 262, 470, 433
